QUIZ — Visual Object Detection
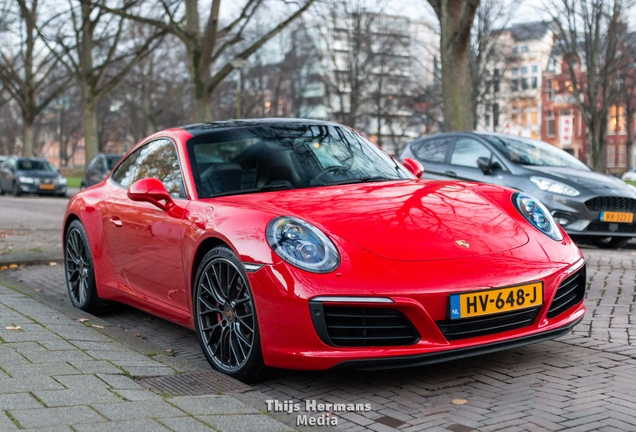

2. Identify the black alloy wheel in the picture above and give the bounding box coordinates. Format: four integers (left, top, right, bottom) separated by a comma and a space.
194, 246, 268, 382
64, 220, 104, 313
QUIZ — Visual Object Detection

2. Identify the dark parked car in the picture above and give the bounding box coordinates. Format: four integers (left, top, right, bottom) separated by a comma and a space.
400, 132, 636, 249
81, 153, 122, 189
0, 157, 67, 197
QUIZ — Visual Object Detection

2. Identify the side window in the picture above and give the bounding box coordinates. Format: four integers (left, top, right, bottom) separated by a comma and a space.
412, 138, 453, 163
133, 139, 185, 198
450, 138, 492, 168
111, 149, 143, 188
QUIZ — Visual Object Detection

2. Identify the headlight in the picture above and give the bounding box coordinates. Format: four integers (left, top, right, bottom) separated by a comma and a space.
530, 176, 580, 196
514, 193, 563, 241
58, 177, 67, 185
266, 216, 340, 273
19, 176, 34, 184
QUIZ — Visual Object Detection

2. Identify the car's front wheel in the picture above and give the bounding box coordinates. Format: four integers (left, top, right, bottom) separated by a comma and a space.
11, 181, 21, 197
193, 246, 268, 382
593, 236, 631, 249
64, 220, 105, 313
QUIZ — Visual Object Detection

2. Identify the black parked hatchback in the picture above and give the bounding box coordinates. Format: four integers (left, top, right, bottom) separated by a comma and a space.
400, 132, 636, 249
81, 153, 122, 189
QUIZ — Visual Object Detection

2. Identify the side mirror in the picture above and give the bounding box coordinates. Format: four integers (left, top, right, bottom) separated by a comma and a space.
127, 177, 173, 211
402, 158, 424, 179
477, 157, 493, 174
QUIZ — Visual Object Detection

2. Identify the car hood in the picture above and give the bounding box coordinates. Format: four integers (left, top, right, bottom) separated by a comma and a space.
524, 166, 636, 196
225, 181, 530, 261
17, 170, 60, 179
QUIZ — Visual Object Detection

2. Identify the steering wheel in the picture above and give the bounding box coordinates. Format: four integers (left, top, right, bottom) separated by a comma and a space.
310, 166, 351, 184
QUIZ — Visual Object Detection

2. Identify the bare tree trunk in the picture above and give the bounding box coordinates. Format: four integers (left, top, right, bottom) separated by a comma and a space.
82, 99, 99, 167
429, 0, 479, 131
23, 120, 35, 157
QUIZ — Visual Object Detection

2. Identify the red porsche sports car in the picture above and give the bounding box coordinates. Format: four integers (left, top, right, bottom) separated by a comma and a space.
63, 119, 585, 381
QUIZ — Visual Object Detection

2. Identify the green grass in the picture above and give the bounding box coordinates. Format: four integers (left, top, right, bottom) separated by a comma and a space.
626, 180, 636, 187
66, 177, 82, 188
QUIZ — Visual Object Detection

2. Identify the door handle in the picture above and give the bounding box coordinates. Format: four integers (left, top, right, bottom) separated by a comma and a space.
110, 217, 123, 228
445, 171, 457, 177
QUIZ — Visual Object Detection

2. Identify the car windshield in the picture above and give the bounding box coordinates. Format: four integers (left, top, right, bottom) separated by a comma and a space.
187, 124, 411, 198
17, 159, 56, 172
482, 135, 590, 170
106, 156, 122, 170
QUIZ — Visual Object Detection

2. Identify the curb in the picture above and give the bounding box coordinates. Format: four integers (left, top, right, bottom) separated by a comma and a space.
0, 251, 63, 268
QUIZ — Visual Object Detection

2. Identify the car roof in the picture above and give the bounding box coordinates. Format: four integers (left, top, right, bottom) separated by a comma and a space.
179, 118, 344, 137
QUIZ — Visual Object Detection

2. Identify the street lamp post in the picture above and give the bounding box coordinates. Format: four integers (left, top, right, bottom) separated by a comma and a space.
230, 59, 248, 119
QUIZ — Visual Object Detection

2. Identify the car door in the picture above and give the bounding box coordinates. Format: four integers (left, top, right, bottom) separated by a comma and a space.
447, 137, 511, 187
0, 160, 9, 190
408, 136, 455, 179
103, 139, 189, 311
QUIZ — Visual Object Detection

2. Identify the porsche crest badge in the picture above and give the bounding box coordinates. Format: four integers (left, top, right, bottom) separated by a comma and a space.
455, 240, 470, 249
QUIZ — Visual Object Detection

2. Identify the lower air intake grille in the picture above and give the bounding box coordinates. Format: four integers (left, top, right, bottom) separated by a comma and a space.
547, 265, 586, 318
436, 308, 540, 341
585, 196, 636, 212
309, 303, 420, 347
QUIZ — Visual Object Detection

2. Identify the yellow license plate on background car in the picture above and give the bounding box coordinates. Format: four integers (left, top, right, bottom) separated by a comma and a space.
600, 211, 634, 223
40, 184, 55, 190
449, 282, 543, 320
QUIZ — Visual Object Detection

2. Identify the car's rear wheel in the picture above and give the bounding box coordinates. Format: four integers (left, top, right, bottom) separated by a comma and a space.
64, 220, 104, 313
592, 236, 630, 249
12, 181, 21, 197
194, 246, 268, 382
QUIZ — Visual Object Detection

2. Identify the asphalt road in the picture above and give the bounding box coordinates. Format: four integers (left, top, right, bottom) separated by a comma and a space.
4, 194, 636, 431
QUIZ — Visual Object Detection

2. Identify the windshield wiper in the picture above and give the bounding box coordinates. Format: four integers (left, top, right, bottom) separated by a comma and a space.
209, 183, 293, 198
325, 176, 393, 186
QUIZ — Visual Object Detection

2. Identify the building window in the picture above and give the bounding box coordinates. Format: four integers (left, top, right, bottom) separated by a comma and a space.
522, 66, 528, 75
547, 80, 555, 101
522, 78, 529, 90
493, 79, 500, 93
512, 67, 519, 75
485, 114, 491, 127
531, 112, 538, 125
531, 77, 538, 89
547, 110, 555, 137
521, 45, 529, 52
532, 65, 538, 73
619, 144, 627, 167
608, 105, 626, 135
608, 144, 616, 168
511, 79, 519, 91
493, 103, 499, 128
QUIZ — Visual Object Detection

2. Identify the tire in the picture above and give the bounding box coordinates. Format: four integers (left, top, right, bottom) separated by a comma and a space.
12, 181, 21, 197
57, 192, 67, 198
592, 237, 630, 249
0, 183, 4, 195
193, 246, 269, 382
64, 220, 105, 313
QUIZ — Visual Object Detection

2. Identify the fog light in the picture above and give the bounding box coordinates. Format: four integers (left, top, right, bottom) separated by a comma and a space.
555, 217, 570, 226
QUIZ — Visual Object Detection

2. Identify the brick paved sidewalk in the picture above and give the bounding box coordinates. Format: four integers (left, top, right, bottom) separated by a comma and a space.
0, 282, 297, 432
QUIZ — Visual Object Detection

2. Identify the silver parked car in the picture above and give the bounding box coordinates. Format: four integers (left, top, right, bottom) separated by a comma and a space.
400, 132, 636, 249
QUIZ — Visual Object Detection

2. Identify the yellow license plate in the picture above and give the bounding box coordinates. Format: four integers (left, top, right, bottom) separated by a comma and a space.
600, 211, 633, 223
450, 282, 543, 320
40, 184, 55, 190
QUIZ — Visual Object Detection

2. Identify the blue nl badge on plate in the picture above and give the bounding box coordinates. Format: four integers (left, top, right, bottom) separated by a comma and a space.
450, 294, 460, 320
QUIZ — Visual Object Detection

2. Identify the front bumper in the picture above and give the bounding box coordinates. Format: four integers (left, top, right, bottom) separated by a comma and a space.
19, 182, 66, 195
247, 240, 585, 370
538, 191, 636, 237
